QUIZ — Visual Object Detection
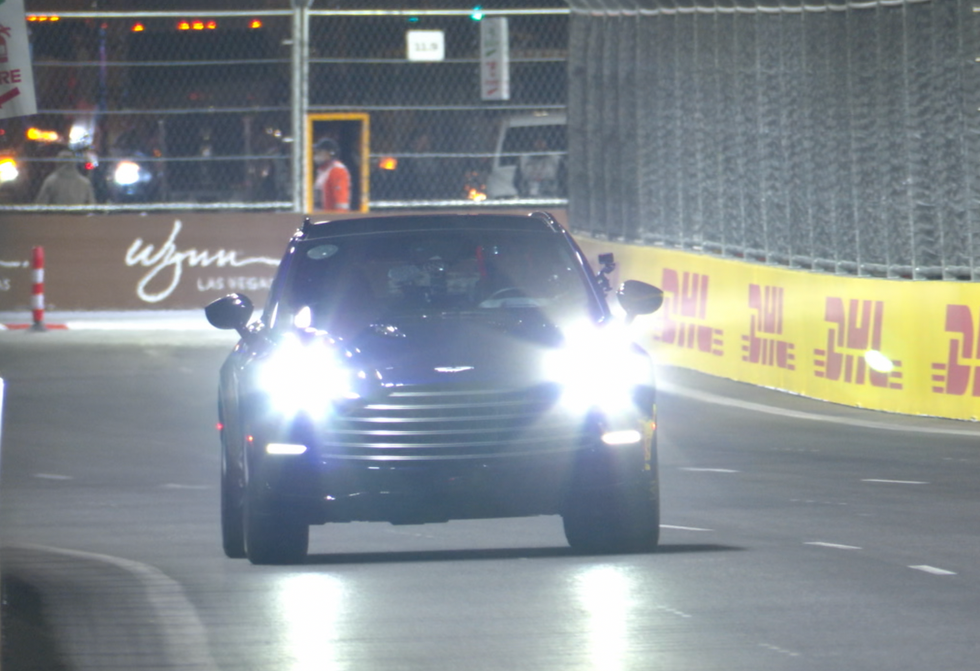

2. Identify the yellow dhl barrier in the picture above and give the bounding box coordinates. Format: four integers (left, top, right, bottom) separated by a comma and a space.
576, 237, 980, 422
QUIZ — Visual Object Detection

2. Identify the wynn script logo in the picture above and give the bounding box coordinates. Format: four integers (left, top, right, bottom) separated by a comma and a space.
0, 258, 27, 292
125, 219, 279, 303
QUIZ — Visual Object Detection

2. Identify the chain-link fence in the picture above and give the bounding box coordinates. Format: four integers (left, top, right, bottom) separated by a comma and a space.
310, 9, 568, 207
2, 9, 294, 209
566, 0, 980, 281
0, 3, 568, 211
9, 1, 979, 281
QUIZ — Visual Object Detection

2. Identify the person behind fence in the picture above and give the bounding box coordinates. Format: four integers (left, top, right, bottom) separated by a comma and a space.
516, 136, 561, 197
313, 137, 351, 212
401, 131, 442, 200
35, 150, 96, 205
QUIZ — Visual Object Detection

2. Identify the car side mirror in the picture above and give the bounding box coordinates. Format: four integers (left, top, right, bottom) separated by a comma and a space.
617, 280, 663, 323
205, 293, 254, 337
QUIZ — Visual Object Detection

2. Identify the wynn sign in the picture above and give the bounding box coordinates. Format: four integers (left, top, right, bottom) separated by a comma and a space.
0, 213, 305, 311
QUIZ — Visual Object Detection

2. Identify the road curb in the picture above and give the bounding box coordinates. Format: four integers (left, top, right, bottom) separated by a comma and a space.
2, 544, 220, 671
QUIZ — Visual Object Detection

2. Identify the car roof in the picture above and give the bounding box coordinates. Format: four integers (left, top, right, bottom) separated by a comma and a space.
298, 212, 565, 241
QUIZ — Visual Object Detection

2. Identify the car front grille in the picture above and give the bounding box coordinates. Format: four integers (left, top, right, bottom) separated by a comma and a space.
318, 383, 586, 460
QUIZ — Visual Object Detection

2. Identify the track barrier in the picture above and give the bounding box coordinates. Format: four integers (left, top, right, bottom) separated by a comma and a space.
577, 238, 980, 422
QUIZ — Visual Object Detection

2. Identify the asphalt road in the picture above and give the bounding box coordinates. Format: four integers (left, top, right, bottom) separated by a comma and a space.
1, 328, 979, 671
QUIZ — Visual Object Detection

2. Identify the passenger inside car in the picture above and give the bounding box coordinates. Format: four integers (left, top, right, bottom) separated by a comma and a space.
285, 230, 593, 334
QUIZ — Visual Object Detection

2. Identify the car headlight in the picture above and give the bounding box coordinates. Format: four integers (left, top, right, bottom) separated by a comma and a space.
113, 160, 142, 186
545, 321, 653, 415
256, 334, 359, 417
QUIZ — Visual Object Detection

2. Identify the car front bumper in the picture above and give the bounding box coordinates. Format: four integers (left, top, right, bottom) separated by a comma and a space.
250, 424, 654, 525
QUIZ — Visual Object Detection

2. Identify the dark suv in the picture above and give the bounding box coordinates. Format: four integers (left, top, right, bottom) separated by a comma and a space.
206, 212, 664, 564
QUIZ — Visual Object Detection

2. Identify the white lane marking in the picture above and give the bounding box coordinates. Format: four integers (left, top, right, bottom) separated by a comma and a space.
662, 524, 714, 532
861, 478, 928, 485
160, 483, 210, 490
805, 541, 863, 550
759, 642, 801, 657
910, 565, 957, 576
13, 543, 220, 670
33, 473, 73, 480
680, 467, 740, 473
791, 499, 848, 506
658, 606, 693, 619
659, 380, 980, 437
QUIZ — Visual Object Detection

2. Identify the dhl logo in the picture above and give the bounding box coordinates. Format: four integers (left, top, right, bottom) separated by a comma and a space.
655, 269, 723, 356
814, 297, 902, 389
932, 305, 980, 397
742, 284, 796, 370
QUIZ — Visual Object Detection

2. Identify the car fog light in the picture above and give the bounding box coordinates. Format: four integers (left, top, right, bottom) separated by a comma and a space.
601, 429, 643, 446
266, 443, 308, 455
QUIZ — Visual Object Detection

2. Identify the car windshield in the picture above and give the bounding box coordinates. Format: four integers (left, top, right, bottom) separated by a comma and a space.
277, 229, 597, 336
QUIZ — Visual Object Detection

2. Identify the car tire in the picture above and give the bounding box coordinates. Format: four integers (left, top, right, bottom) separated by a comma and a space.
562, 476, 660, 554
243, 485, 309, 565
220, 447, 247, 559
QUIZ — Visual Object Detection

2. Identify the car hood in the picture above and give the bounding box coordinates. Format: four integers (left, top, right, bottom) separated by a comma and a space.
337, 311, 567, 388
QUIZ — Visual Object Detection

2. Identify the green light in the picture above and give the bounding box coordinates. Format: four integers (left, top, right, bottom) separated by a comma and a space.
408, 16, 418, 23
470, 5, 484, 20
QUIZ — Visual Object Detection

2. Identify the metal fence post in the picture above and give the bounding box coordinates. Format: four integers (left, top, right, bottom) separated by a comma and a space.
291, 0, 313, 213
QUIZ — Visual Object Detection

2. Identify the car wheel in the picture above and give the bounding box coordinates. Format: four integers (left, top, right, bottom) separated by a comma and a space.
562, 476, 660, 554
243, 483, 309, 565
220, 446, 247, 559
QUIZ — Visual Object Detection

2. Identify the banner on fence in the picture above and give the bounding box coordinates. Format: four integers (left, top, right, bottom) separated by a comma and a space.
0, 0, 37, 119
0, 213, 302, 311
480, 18, 509, 101
0, 209, 562, 313
576, 238, 980, 422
